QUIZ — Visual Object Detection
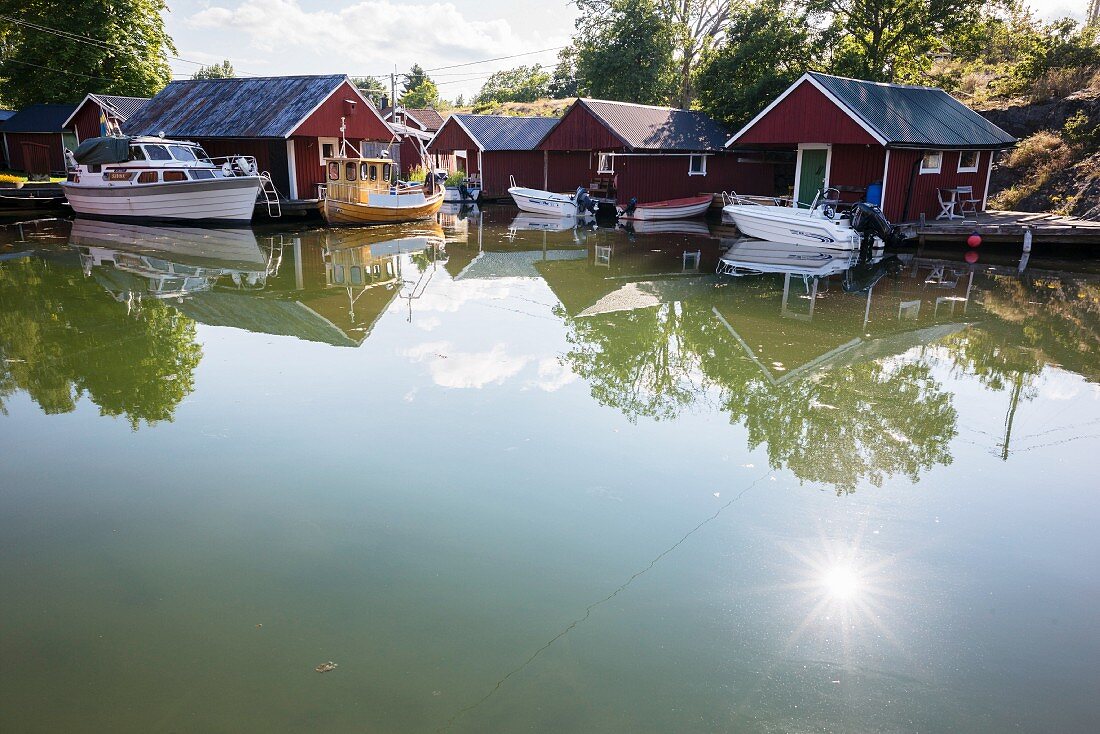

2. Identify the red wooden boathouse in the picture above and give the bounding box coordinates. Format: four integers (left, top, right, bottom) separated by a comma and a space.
427, 115, 558, 198
1, 104, 78, 175
726, 72, 1017, 222
535, 98, 773, 205
63, 94, 149, 142
123, 75, 393, 202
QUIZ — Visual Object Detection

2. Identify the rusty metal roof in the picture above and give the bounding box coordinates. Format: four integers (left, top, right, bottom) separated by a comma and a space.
808, 72, 1016, 148
123, 75, 351, 138
454, 114, 558, 151
1, 103, 78, 133
577, 99, 730, 152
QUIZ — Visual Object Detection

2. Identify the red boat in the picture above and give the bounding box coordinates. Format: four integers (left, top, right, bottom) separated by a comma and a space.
616, 194, 714, 221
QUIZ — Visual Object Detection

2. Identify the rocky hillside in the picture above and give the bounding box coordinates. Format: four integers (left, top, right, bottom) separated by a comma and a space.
981, 90, 1100, 219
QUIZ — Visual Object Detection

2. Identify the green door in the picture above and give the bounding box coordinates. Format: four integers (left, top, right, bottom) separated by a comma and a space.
797, 148, 828, 207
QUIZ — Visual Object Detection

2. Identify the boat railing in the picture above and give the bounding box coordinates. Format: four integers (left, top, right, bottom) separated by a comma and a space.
721, 191, 789, 207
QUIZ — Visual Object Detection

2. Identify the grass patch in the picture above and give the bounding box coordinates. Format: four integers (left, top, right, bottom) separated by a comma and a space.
990, 131, 1072, 211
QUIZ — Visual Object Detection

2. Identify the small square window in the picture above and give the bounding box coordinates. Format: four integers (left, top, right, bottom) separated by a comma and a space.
920, 151, 942, 174
958, 150, 979, 173
318, 137, 338, 165
689, 155, 706, 176
597, 153, 614, 174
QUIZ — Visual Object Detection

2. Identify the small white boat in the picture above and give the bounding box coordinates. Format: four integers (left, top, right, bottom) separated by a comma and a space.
442, 176, 481, 202
62, 136, 269, 224
508, 175, 598, 217
617, 194, 713, 221
508, 213, 593, 232
717, 239, 858, 277
722, 189, 886, 251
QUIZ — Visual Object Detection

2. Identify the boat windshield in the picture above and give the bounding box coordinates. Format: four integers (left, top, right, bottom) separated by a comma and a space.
168, 145, 199, 162
143, 145, 172, 161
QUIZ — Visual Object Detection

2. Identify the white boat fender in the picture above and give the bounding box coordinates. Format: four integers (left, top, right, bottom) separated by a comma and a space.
235, 157, 255, 175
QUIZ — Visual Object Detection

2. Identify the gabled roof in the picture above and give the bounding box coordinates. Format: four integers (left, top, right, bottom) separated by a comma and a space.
124, 75, 386, 138
1, 103, 78, 133
728, 72, 1016, 149
565, 99, 731, 152
450, 114, 558, 151
62, 94, 149, 129
385, 107, 446, 132
0, 110, 16, 122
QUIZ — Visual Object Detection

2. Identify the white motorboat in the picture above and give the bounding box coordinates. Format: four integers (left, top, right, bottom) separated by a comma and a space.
716, 239, 858, 277
508, 175, 598, 217
722, 189, 893, 251
62, 136, 271, 224
617, 195, 713, 221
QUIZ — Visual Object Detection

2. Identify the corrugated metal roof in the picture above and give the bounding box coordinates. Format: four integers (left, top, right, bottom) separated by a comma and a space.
579, 99, 730, 151
91, 94, 149, 120
0, 110, 16, 122
454, 114, 558, 151
808, 72, 1016, 148
123, 75, 350, 138
1, 103, 77, 133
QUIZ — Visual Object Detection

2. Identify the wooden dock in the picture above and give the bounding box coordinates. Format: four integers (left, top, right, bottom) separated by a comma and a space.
902, 210, 1100, 245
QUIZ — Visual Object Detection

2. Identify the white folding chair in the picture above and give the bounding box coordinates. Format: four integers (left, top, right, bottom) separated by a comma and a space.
936, 188, 958, 220
956, 185, 980, 217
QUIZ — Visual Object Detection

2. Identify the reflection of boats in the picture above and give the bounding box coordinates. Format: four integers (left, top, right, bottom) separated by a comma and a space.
717, 239, 858, 277
620, 219, 712, 236
71, 220, 268, 299
617, 195, 712, 220
62, 136, 267, 223
508, 176, 599, 217
322, 155, 444, 225
508, 213, 594, 232
440, 202, 480, 218
722, 190, 895, 251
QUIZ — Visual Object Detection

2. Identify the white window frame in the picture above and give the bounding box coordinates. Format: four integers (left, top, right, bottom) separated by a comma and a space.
920, 150, 943, 174
957, 150, 980, 173
688, 154, 707, 176
597, 152, 615, 174
318, 137, 338, 165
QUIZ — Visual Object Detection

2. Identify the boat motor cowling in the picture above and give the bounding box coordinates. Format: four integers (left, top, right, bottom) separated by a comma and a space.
850, 202, 899, 247
620, 197, 638, 218
574, 187, 599, 214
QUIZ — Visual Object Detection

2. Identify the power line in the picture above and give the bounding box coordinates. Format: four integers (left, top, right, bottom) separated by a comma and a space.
423, 46, 564, 72
0, 56, 115, 82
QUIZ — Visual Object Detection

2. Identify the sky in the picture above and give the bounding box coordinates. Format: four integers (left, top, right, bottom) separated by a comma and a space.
162, 0, 1090, 102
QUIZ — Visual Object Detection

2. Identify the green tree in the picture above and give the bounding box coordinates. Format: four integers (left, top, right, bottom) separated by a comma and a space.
399, 63, 440, 108
549, 46, 580, 98
0, 0, 175, 108
352, 75, 386, 106
695, 0, 816, 129
474, 64, 551, 104
572, 0, 677, 105
192, 59, 234, 79
808, 0, 986, 82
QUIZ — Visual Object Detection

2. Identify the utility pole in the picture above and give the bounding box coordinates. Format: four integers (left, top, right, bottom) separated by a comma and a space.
390, 69, 396, 113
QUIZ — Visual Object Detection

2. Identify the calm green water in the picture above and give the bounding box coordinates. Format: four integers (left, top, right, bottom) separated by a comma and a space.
1, 209, 1099, 733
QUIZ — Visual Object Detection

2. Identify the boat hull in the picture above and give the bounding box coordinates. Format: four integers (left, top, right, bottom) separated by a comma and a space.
509, 187, 579, 217
723, 205, 861, 250
718, 239, 857, 276
323, 192, 444, 225
61, 177, 261, 224
620, 196, 713, 221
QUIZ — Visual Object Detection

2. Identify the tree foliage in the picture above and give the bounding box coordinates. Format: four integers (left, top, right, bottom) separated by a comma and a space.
695, 0, 816, 129
0, 0, 175, 108
399, 63, 440, 108
571, 0, 678, 105
192, 59, 234, 79
474, 64, 551, 105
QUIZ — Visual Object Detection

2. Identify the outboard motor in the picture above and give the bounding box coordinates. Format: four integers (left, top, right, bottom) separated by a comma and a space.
850, 202, 899, 249
574, 187, 599, 214
842, 254, 903, 293
620, 197, 638, 218
458, 182, 470, 200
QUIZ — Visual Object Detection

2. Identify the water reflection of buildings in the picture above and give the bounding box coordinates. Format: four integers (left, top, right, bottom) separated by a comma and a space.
72, 220, 445, 347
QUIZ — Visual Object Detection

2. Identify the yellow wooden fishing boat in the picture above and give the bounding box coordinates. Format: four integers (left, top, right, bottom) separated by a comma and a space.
321, 156, 444, 225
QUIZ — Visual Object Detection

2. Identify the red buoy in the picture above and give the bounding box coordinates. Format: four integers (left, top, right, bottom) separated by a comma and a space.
967, 233, 982, 248
965, 250, 979, 264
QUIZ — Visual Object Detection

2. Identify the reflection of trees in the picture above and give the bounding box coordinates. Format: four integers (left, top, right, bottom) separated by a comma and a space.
558, 287, 958, 494
0, 256, 201, 428
558, 302, 701, 422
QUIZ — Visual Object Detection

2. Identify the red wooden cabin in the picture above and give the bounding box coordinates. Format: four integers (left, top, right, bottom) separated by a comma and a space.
726, 72, 1017, 222
63, 94, 149, 142
427, 115, 558, 198
124, 75, 393, 202
535, 98, 773, 205
1, 104, 78, 175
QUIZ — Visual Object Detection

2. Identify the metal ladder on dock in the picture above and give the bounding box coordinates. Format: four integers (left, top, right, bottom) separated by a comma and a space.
257, 172, 282, 218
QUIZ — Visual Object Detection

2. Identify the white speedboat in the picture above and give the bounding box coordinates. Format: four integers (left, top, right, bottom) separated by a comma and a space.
617, 194, 713, 221
62, 136, 267, 224
508, 176, 598, 217
716, 239, 858, 277
722, 189, 889, 251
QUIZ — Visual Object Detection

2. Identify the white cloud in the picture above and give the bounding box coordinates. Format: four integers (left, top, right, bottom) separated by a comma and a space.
531, 357, 577, 392
402, 341, 531, 389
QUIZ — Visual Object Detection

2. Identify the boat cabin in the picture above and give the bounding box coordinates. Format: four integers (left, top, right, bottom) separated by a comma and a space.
68, 136, 259, 186
323, 155, 401, 203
